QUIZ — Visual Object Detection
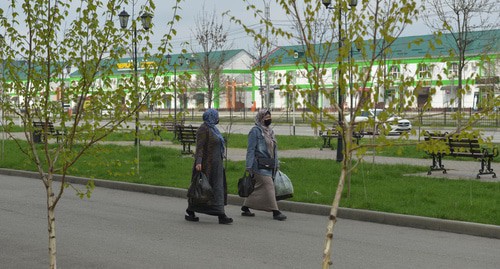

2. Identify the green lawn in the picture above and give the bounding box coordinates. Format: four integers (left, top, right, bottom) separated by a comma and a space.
0, 140, 498, 225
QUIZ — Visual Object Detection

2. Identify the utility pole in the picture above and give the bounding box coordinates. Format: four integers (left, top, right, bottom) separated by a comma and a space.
264, 0, 271, 109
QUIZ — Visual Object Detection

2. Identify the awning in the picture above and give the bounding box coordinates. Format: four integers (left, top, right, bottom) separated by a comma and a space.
440, 86, 457, 91
476, 76, 499, 84
414, 87, 430, 95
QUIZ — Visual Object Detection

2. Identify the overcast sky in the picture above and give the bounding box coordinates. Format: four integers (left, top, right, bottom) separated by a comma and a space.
148, 0, 435, 53
0, 0, 434, 55
156, 0, 291, 53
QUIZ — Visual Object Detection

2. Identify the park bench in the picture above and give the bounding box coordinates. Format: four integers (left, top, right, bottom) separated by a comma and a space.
152, 119, 184, 141
176, 124, 198, 154
424, 131, 498, 179
33, 121, 64, 143
319, 127, 363, 150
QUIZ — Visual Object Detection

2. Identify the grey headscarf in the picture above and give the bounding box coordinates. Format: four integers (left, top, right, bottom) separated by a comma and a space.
255, 109, 276, 156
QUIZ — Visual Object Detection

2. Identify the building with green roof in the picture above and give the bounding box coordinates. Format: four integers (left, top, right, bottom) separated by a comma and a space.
78, 49, 254, 110
2, 49, 254, 112
3, 30, 497, 113
252, 29, 499, 111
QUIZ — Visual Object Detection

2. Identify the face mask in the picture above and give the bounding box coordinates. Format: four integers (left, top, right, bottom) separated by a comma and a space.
264, 119, 272, 126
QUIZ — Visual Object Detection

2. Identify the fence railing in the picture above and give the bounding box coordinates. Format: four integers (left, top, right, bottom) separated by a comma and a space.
409, 108, 499, 128
136, 107, 499, 129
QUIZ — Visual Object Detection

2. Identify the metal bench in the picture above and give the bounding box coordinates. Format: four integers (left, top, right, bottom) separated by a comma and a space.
152, 119, 184, 140
32, 121, 64, 143
176, 125, 198, 154
424, 131, 498, 179
319, 127, 363, 150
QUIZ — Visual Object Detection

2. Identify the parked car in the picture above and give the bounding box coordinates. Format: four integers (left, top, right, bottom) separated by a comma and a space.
345, 109, 412, 135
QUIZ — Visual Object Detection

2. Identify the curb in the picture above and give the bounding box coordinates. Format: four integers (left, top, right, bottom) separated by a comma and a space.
1, 168, 498, 239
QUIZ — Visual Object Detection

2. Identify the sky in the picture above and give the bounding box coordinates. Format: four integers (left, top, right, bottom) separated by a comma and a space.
160, 0, 433, 53
153, 0, 293, 53
0, 0, 436, 55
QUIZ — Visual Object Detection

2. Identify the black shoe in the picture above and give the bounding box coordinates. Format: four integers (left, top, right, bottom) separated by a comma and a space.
218, 215, 233, 225
241, 211, 255, 217
241, 206, 255, 217
273, 213, 287, 221
185, 215, 199, 222
185, 210, 199, 222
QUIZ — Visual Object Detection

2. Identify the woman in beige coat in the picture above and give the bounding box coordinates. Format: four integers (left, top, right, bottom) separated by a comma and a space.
241, 109, 286, 221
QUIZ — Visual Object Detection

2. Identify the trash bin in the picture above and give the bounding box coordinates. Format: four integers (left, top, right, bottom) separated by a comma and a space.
33, 130, 42, 143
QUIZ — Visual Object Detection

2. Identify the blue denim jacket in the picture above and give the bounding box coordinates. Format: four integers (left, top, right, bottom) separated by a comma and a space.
246, 125, 278, 177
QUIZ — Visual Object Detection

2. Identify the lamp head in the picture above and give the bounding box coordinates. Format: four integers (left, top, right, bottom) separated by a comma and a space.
118, 10, 130, 29
322, 0, 358, 8
166, 54, 172, 65
140, 12, 153, 30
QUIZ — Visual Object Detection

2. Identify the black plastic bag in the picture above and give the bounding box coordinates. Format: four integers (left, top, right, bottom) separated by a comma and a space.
238, 171, 255, 197
187, 172, 213, 203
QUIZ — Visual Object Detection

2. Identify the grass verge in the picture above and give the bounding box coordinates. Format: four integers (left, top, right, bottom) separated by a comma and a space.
0, 140, 498, 225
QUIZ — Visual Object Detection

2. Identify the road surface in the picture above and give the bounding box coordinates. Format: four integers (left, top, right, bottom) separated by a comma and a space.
1, 174, 499, 268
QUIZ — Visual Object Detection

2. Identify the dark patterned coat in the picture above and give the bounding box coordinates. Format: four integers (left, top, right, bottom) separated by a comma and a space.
187, 123, 227, 215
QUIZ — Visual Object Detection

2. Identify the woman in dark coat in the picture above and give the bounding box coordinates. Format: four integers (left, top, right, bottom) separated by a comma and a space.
185, 109, 233, 224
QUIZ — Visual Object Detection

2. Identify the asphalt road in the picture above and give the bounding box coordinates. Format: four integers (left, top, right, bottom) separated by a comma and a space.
1, 174, 499, 269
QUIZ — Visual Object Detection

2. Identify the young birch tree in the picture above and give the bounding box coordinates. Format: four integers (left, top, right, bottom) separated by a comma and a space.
192, 7, 231, 108
0, 0, 183, 268
228, 0, 421, 267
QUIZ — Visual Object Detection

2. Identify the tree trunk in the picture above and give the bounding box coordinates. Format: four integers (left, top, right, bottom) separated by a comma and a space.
456, 64, 464, 132
207, 87, 213, 109
322, 158, 347, 268
46, 180, 57, 269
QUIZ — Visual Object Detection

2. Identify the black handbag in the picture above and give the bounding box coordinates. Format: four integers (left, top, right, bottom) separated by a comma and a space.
257, 158, 275, 169
187, 172, 213, 203
237, 171, 255, 197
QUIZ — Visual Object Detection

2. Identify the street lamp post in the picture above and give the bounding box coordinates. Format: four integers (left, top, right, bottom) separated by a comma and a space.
349, 44, 354, 121
0, 34, 4, 161
166, 54, 184, 126
322, 0, 357, 162
61, 64, 71, 117
118, 8, 153, 147
347, 29, 361, 121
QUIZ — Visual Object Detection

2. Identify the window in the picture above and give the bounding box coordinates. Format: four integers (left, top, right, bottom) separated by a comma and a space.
270, 71, 281, 85
418, 63, 431, 79
332, 68, 338, 82
361, 66, 371, 81
482, 60, 496, 76
154, 76, 164, 89
295, 70, 307, 80
448, 62, 458, 78
389, 65, 400, 80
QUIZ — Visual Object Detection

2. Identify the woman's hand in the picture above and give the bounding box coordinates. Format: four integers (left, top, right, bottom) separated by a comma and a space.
246, 168, 254, 178
195, 164, 202, 171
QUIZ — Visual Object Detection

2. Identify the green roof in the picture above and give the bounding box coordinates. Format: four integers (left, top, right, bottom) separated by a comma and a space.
264, 29, 500, 66
66, 49, 248, 77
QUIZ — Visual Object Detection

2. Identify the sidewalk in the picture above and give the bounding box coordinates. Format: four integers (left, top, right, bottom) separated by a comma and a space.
115, 139, 500, 182
1, 166, 499, 239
